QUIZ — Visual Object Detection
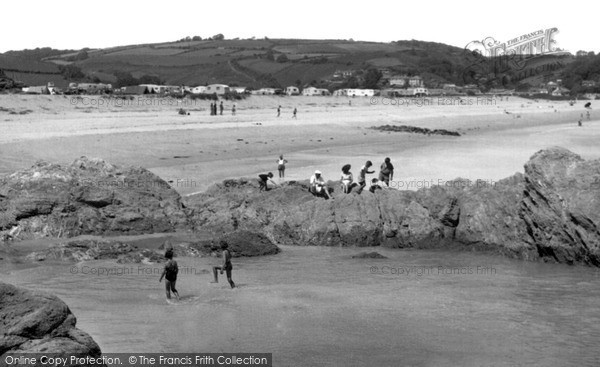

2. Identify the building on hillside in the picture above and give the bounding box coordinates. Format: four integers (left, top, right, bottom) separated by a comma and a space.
442, 84, 457, 93
68, 82, 112, 94
121, 85, 150, 95
334, 88, 375, 97
529, 87, 549, 94
205, 84, 230, 95
389, 75, 424, 88
302, 87, 330, 96
230, 86, 248, 94
389, 76, 407, 87
285, 86, 300, 95
551, 87, 570, 96
191, 86, 207, 94
22, 85, 49, 94
332, 70, 356, 79
582, 80, 597, 88
251, 88, 282, 95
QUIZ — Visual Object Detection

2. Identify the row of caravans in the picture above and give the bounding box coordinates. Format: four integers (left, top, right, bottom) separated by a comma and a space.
47, 82, 430, 97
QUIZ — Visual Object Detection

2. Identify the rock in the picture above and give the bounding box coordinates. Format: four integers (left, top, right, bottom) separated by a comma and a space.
352, 251, 387, 259
189, 230, 280, 257
519, 147, 600, 265
0, 282, 102, 356
185, 147, 600, 266
370, 124, 461, 136
0, 157, 188, 240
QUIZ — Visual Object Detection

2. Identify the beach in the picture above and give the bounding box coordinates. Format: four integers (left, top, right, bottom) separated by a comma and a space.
1, 94, 600, 366
1, 94, 597, 196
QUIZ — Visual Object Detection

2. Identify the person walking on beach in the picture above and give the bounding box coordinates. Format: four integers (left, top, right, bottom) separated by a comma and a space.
277, 105, 281, 117
378, 157, 394, 186
587, 110, 591, 120
258, 172, 278, 191
159, 247, 180, 301
356, 160, 375, 194
232, 104, 236, 116
212, 241, 235, 288
292, 107, 297, 119
277, 155, 288, 179
219, 101, 224, 115
213, 102, 218, 116
209, 102, 214, 116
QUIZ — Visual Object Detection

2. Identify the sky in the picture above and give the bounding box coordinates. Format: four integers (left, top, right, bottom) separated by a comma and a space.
0, 0, 596, 54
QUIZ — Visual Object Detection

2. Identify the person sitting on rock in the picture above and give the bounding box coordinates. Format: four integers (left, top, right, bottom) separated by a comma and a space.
159, 247, 179, 301
369, 178, 387, 193
212, 241, 235, 288
340, 164, 356, 193
310, 170, 332, 199
258, 172, 278, 191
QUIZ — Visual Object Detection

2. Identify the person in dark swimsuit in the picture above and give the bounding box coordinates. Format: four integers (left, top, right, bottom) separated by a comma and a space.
159, 248, 179, 300
258, 172, 277, 191
212, 241, 235, 288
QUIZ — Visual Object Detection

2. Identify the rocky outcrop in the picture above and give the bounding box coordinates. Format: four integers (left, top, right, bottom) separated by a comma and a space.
0, 157, 188, 240
2, 148, 599, 266
0, 282, 102, 355
520, 148, 600, 265
186, 147, 600, 266
371, 124, 461, 136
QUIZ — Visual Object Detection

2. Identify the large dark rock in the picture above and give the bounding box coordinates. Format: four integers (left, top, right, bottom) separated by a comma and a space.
520, 147, 600, 265
0, 157, 188, 240
186, 148, 600, 266
0, 282, 102, 356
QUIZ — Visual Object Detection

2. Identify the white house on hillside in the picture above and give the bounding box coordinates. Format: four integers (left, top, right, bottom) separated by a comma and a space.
302, 87, 330, 96
285, 86, 300, 95
191, 86, 207, 94
205, 84, 230, 95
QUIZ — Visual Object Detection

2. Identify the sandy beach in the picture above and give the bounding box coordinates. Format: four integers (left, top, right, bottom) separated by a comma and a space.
0, 94, 597, 196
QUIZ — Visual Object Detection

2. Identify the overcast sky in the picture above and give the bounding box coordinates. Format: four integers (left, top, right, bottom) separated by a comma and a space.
1, 0, 595, 54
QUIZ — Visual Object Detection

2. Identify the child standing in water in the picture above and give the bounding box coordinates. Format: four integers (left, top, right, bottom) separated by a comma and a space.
212, 241, 235, 288
159, 247, 180, 300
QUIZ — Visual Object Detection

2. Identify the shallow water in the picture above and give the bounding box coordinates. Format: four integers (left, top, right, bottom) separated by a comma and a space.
4, 246, 600, 367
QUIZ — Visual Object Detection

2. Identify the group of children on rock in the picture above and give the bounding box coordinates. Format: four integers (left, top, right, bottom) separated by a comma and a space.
258, 155, 395, 199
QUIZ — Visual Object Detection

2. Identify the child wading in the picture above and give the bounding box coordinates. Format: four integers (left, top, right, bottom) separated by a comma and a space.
212, 241, 235, 288
159, 247, 180, 300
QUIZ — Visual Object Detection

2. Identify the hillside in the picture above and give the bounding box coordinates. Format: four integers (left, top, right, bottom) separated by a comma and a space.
0, 38, 577, 90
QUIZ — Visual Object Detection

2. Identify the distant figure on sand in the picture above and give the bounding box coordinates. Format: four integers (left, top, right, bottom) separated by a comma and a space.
232, 104, 236, 116
309, 170, 332, 199
587, 110, 591, 120
159, 246, 180, 301
277, 105, 281, 117
292, 108, 297, 119
356, 160, 374, 194
219, 101, 224, 115
277, 155, 288, 178
340, 164, 356, 193
212, 241, 235, 288
578, 119, 582, 127
258, 172, 278, 191
378, 157, 394, 186
209, 102, 214, 116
